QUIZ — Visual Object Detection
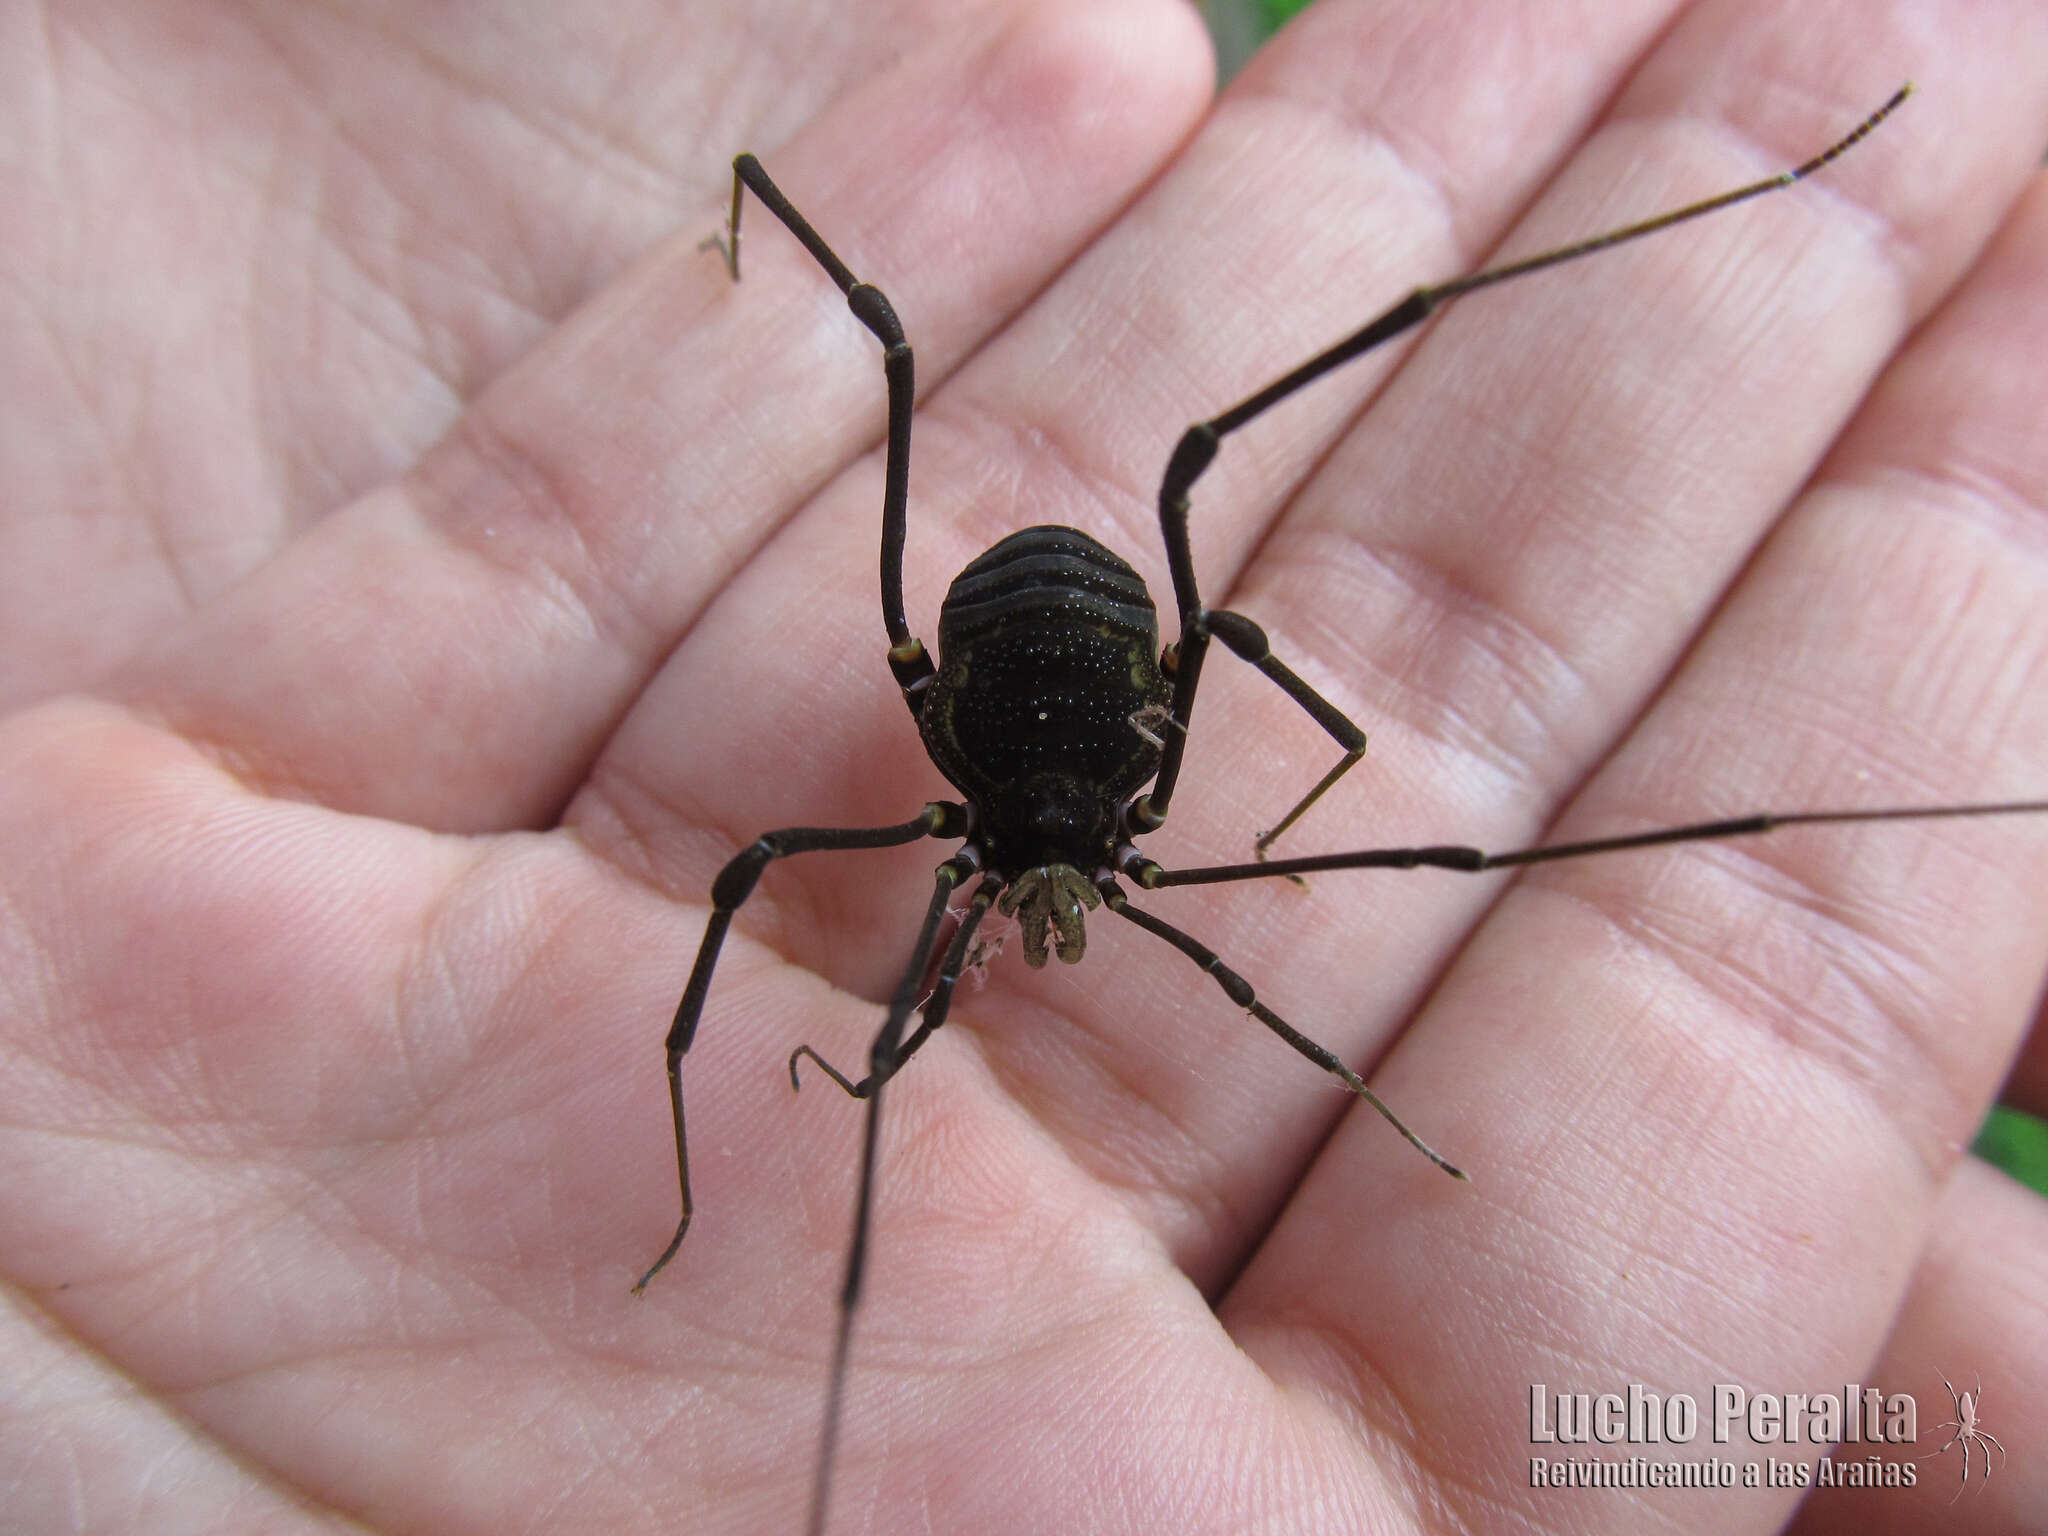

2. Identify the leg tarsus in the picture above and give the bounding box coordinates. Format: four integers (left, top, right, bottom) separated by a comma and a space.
632, 1219, 688, 1297
631, 1050, 690, 1294
1203, 607, 1369, 860
699, 229, 737, 277
699, 155, 748, 281
1254, 744, 1366, 858
790, 1043, 867, 1098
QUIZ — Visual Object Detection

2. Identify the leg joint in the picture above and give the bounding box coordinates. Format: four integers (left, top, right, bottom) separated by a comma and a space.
1203, 608, 1271, 661
849, 282, 904, 347
1163, 423, 1220, 502
711, 840, 775, 908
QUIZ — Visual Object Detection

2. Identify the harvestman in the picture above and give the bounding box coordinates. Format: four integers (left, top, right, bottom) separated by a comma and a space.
632, 85, 2046, 1532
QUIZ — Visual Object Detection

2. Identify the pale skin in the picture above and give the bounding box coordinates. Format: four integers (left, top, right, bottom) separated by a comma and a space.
4, 2, 2048, 1533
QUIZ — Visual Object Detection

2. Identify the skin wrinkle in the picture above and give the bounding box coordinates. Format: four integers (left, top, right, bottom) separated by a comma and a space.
1, 1284, 366, 1533
12, 139, 197, 618
0, 275, 98, 446
28, 2, 59, 146
1525, 856, 1973, 1186
223, 6, 725, 534
918, 388, 1164, 577
386, 849, 499, 1145
1474, 1178, 1674, 1336
1284, 212, 1888, 686
1607, 1139, 1804, 1319
1108, 106, 1449, 602
240, 138, 311, 551
1265, 523, 1603, 801
42, 9, 152, 126
307, 216, 460, 402
122, 358, 210, 620
189, 1170, 499, 1374
257, 93, 533, 464
1909, 561, 2042, 734
567, 751, 755, 906
43, 23, 344, 601
1866, 451, 2048, 563
416, 408, 654, 676
0, 823, 69, 1061
260, 0, 687, 243
1237, 1307, 1444, 1536
271, 233, 464, 529
966, 969, 1252, 1272
218, 38, 552, 460
1211, 84, 1469, 284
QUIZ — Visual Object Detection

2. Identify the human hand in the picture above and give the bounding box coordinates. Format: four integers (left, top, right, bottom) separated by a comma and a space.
4, 1, 2045, 1533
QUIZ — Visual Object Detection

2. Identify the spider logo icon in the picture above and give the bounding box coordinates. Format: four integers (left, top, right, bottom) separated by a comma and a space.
1920, 1374, 2007, 1500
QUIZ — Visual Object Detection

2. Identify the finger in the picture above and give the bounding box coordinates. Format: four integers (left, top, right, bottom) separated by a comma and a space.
1787, 1157, 2047, 1533
1131, 4, 2048, 1278
1, 1, 1010, 705
1997, 996, 2048, 1122
1234, 72, 2048, 1536
108, 0, 1213, 832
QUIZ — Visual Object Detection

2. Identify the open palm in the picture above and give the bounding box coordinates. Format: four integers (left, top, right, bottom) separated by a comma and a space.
5, 1, 2046, 1533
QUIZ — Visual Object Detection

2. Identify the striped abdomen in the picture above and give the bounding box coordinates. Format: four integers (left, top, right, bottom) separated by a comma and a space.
919, 525, 1169, 870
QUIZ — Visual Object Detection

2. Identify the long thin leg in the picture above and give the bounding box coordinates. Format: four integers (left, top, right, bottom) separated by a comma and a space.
712, 155, 938, 708
1922, 1425, 1965, 1457
1097, 878, 1464, 1177
1131, 88, 1913, 834
631, 801, 966, 1295
789, 872, 1003, 1096
809, 853, 985, 1536
1122, 798, 2048, 891
1204, 608, 1366, 858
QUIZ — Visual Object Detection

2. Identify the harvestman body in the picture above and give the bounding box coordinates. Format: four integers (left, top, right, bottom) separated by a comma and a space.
632, 87, 2046, 1533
